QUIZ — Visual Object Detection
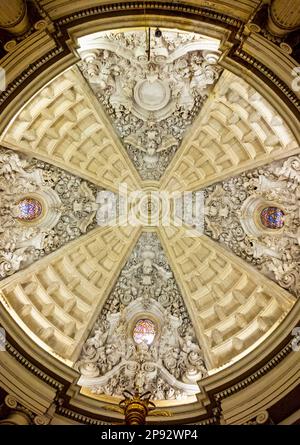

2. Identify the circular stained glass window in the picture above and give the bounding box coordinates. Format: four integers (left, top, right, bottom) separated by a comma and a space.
16, 198, 43, 221
133, 319, 156, 345
260, 207, 284, 229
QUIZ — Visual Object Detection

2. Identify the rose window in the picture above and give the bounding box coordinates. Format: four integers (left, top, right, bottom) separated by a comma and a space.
260, 207, 285, 229
16, 197, 43, 221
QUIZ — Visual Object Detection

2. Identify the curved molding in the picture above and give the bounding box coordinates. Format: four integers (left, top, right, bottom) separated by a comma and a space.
39, 0, 258, 23
1, 284, 300, 424
79, 359, 199, 395
239, 196, 285, 237
1, 66, 141, 192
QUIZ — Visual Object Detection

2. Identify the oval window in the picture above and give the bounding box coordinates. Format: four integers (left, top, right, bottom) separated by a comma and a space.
133, 319, 156, 345
260, 207, 284, 229
16, 197, 43, 222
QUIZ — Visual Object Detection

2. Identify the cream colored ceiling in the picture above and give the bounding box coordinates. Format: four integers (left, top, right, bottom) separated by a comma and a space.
158, 225, 294, 369
161, 70, 300, 192
0, 26, 299, 406
1, 67, 141, 192
0, 226, 140, 365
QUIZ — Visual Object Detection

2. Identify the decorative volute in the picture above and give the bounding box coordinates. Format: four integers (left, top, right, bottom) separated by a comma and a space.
0, 0, 30, 36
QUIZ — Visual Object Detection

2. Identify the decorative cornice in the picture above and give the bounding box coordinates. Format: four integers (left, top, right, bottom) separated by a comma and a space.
3, 332, 64, 391
56, 2, 242, 28
233, 48, 300, 113
56, 406, 112, 425
1, 320, 298, 424
192, 417, 216, 425
0, 45, 65, 107
214, 339, 293, 402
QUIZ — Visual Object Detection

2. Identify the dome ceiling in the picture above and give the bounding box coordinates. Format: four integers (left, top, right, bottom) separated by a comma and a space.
0, 27, 299, 411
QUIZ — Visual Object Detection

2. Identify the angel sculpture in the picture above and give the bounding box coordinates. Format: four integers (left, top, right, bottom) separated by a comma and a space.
123, 245, 172, 286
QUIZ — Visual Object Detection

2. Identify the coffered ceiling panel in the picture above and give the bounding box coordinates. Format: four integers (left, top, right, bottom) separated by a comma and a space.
159, 225, 295, 370
0, 226, 140, 364
161, 70, 300, 192
0, 67, 141, 192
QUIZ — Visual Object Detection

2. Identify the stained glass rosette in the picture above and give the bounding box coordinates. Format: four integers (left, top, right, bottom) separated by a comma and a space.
133, 319, 156, 345
260, 207, 285, 229
16, 198, 43, 222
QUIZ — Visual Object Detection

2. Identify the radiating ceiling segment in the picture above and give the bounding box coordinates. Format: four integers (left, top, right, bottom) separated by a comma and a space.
1, 67, 141, 191
159, 225, 295, 369
0, 225, 140, 364
161, 70, 300, 192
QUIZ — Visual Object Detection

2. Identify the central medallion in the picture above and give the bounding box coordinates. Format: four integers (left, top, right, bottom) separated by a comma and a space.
134, 79, 170, 111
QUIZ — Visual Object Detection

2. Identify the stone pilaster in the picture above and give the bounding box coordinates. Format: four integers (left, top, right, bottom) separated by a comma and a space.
0, 395, 31, 425
0, 0, 30, 36
267, 0, 300, 36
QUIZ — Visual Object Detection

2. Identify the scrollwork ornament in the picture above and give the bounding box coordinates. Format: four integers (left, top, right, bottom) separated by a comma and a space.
79, 30, 221, 180
256, 410, 269, 425
33, 415, 50, 425
5, 394, 18, 409
0, 147, 102, 279
203, 155, 300, 297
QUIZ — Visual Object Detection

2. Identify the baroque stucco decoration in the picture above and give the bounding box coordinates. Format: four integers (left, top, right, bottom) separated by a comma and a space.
202, 155, 300, 298
0, 147, 105, 279
76, 232, 207, 401
78, 30, 222, 180
0, 0, 300, 426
